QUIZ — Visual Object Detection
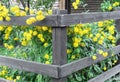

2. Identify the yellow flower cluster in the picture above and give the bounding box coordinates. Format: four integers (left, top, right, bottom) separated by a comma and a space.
112, 2, 119, 7
37, 33, 45, 42
10, 6, 27, 16
0, 66, 20, 82
72, 0, 80, 9
26, 10, 45, 25
98, 50, 108, 57
4, 26, 12, 40
4, 43, 14, 50
0, 26, 4, 31
44, 54, 51, 64
0, 3, 10, 21
92, 55, 97, 60
107, 2, 120, 11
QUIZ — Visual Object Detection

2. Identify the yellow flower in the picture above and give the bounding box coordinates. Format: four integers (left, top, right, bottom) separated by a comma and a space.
98, 40, 103, 45
108, 6, 112, 11
37, 34, 43, 38
14, 79, 16, 82
72, 2, 76, 7
21, 40, 27, 46
98, 21, 103, 27
7, 26, 12, 31
26, 34, 32, 41
36, 15, 45, 21
93, 37, 97, 42
5, 16, 11, 21
44, 43, 48, 47
30, 9, 34, 14
14, 37, 19, 41
48, 10, 52, 15
0, 17, 3, 21
25, 7, 29, 12
45, 61, 50, 64
44, 54, 50, 59
40, 37, 45, 42
42, 26, 48, 31
29, 30, 33, 34
20, 11, 26, 16
114, 60, 117, 63
102, 52, 108, 57
4, 43, 8, 47
76, 0, 80, 4
74, 5, 78, 9
26, 19, 32, 25
71, 55, 76, 60
4, 35, 9, 40
67, 49, 72, 54
36, 10, 43, 15
8, 45, 14, 50
92, 55, 97, 60
96, 33, 101, 38
103, 66, 107, 71
89, 34, 93, 38
1, 70, 7, 75
15, 10, 20, 16
73, 42, 79, 47
16, 76, 20, 80
6, 76, 13, 81
108, 35, 114, 40
26, 17, 36, 25
98, 50, 103, 54
33, 31, 38, 36
0, 26, 4, 31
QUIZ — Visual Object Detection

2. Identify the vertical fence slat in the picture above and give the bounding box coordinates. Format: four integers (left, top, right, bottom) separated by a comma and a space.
52, 27, 67, 82
115, 8, 120, 65
65, 0, 71, 14
52, 9, 67, 82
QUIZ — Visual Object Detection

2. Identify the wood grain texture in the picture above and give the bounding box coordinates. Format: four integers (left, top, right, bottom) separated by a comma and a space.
60, 45, 120, 77
52, 9, 67, 82
52, 27, 67, 82
0, 15, 58, 26
59, 11, 120, 26
0, 56, 59, 78
88, 64, 120, 82
0, 11, 120, 27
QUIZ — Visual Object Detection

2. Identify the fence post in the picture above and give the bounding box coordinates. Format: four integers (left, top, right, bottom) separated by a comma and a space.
52, 10, 67, 82
115, 8, 120, 64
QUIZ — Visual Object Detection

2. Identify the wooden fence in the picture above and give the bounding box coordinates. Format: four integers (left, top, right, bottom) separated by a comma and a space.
0, 10, 120, 82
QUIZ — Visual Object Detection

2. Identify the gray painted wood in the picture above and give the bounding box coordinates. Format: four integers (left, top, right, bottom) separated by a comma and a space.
52, 9, 67, 82
0, 15, 58, 26
88, 64, 120, 82
0, 56, 59, 78
0, 11, 120, 27
115, 8, 120, 32
114, 9, 120, 65
0, 78, 13, 82
60, 11, 120, 26
60, 45, 120, 77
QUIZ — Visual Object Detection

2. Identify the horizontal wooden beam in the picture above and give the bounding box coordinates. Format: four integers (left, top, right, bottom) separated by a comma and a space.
0, 78, 12, 82
0, 15, 58, 27
0, 11, 120, 26
0, 56, 59, 78
60, 11, 120, 26
60, 45, 120, 77
88, 64, 120, 82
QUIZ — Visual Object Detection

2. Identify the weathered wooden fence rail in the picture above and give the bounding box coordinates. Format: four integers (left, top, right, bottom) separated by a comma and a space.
0, 10, 120, 82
